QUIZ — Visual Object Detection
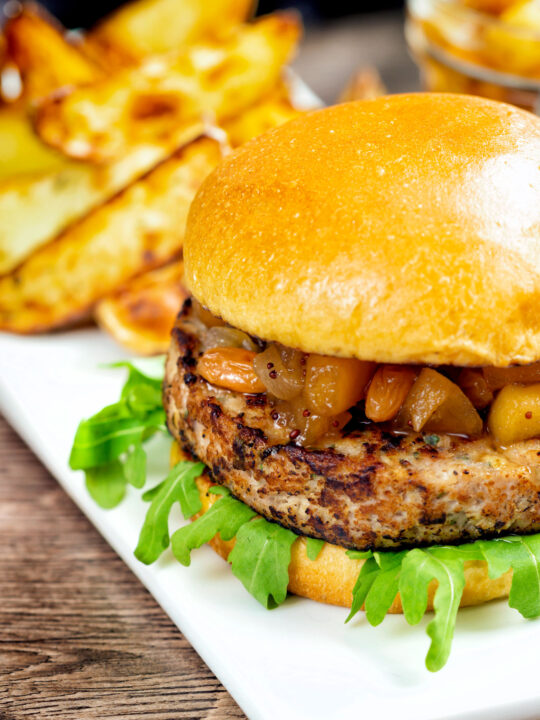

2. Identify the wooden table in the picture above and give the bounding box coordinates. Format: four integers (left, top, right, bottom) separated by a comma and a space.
0, 13, 417, 719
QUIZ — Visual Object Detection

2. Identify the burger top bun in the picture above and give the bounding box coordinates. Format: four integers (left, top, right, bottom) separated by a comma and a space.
184, 94, 540, 367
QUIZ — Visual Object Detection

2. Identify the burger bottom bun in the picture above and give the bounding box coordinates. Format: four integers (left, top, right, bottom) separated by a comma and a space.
172, 443, 512, 612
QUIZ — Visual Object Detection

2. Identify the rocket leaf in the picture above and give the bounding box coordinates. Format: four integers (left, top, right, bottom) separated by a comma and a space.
134, 461, 204, 564
229, 518, 297, 609
305, 537, 325, 561
172, 493, 256, 566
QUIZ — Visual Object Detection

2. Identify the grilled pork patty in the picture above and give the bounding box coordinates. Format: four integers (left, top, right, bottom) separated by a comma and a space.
164, 301, 540, 550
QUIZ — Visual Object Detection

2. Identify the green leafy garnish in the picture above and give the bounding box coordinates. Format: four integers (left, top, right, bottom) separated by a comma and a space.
344, 538, 540, 672
85, 460, 127, 509
479, 536, 540, 618
69, 359, 167, 508
71, 357, 540, 672
365, 551, 408, 626
69, 362, 166, 470
142, 481, 165, 502
134, 461, 205, 564
346, 556, 380, 622
400, 548, 466, 671
346, 549, 374, 560
172, 488, 296, 609
305, 537, 325, 561
172, 492, 256, 566
229, 518, 297, 609
208, 485, 230, 497
70, 410, 162, 470
124, 443, 147, 489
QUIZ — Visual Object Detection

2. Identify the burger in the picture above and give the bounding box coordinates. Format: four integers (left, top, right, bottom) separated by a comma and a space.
163, 93, 540, 661
71, 93, 540, 672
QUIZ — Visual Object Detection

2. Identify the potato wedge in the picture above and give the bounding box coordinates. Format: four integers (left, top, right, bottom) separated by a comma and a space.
0, 106, 66, 180
4, 5, 101, 100
34, 13, 301, 162
86, 0, 254, 66
95, 261, 188, 354
0, 136, 222, 332
0, 107, 204, 274
0, 98, 205, 273
338, 67, 387, 103
223, 81, 303, 147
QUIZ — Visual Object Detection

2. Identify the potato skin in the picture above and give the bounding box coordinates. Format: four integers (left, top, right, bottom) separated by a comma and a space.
0, 138, 220, 333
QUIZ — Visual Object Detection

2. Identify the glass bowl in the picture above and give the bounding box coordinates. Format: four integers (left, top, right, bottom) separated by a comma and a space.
406, 0, 540, 112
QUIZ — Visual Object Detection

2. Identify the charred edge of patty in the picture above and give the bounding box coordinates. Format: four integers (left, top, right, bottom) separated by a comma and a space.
163, 302, 540, 550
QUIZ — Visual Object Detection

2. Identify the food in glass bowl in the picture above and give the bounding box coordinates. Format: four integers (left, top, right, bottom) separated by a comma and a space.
406, 0, 540, 111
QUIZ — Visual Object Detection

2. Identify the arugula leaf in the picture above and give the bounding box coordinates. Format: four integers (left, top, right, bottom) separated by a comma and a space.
424, 549, 467, 672
479, 536, 540, 618
142, 481, 165, 502
134, 461, 204, 564
401, 548, 465, 672
69, 359, 166, 471
125, 383, 164, 416
346, 556, 380, 623
85, 460, 127, 509
364, 551, 408, 626
229, 517, 297, 609
124, 443, 147, 489
72, 414, 151, 469
346, 549, 373, 560
113, 356, 165, 384
73, 356, 540, 673
305, 537, 325, 561
113, 357, 165, 404
208, 486, 230, 497
171, 494, 256, 566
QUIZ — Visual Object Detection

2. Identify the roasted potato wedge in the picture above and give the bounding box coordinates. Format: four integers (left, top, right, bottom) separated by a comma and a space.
0, 106, 66, 179
34, 13, 301, 162
223, 81, 303, 147
0, 108, 204, 274
86, 0, 254, 67
95, 261, 188, 354
338, 67, 387, 103
4, 5, 101, 101
0, 136, 222, 332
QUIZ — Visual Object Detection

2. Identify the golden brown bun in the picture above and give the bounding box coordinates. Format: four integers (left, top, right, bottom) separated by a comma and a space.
174, 446, 512, 612
184, 94, 540, 367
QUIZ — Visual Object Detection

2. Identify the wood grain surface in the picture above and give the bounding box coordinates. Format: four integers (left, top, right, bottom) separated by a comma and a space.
0, 415, 245, 719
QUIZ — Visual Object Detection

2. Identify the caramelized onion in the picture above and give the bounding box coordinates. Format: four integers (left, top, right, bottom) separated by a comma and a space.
253, 343, 305, 400
272, 395, 333, 446
394, 368, 448, 432
394, 368, 483, 436
191, 298, 226, 329
483, 362, 540, 391
201, 326, 258, 353
298, 414, 332, 445
304, 355, 375, 416
458, 368, 494, 409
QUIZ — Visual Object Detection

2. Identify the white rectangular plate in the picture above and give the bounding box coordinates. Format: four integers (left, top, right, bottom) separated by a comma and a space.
2, 327, 540, 720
